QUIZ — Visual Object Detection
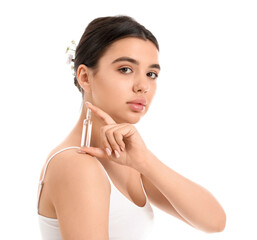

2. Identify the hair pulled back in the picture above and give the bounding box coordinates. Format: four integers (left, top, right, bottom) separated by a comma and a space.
73, 15, 159, 97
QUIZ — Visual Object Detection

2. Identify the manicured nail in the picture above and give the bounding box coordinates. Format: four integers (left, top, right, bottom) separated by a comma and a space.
120, 146, 125, 152
105, 147, 112, 156
77, 150, 86, 154
85, 101, 92, 107
114, 150, 120, 158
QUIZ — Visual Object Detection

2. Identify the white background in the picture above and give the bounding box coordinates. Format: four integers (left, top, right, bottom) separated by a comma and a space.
0, 0, 256, 239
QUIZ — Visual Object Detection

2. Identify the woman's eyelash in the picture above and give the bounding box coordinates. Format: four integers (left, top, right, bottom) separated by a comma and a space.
118, 67, 132, 74
147, 72, 158, 79
118, 67, 158, 79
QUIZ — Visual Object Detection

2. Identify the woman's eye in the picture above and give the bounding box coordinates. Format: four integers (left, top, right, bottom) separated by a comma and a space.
119, 67, 132, 74
147, 72, 158, 79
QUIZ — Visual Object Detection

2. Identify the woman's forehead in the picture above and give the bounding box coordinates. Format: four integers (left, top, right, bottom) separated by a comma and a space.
100, 37, 159, 65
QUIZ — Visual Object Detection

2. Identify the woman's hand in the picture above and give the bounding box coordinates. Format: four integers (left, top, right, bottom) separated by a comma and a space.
78, 101, 148, 170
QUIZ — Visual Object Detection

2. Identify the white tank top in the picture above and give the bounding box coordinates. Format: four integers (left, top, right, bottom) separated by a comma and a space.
37, 146, 154, 240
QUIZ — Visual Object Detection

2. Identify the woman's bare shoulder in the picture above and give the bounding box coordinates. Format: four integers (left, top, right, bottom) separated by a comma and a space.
43, 148, 111, 238
44, 148, 111, 193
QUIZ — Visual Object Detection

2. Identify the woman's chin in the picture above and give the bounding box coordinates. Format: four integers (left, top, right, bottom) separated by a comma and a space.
114, 113, 144, 124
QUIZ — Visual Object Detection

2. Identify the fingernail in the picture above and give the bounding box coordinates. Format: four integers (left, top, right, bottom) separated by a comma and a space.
77, 150, 86, 154
85, 101, 92, 107
114, 150, 120, 158
120, 146, 125, 152
105, 147, 112, 156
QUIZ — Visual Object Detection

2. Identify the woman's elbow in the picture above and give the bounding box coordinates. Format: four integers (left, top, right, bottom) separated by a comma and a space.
207, 210, 227, 233
216, 212, 226, 232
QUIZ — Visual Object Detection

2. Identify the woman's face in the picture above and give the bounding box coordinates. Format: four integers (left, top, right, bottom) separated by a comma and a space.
84, 37, 160, 124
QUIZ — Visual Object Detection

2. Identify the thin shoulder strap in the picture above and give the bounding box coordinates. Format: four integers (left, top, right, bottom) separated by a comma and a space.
37, 146, 80, 211
96, 158, 113, 186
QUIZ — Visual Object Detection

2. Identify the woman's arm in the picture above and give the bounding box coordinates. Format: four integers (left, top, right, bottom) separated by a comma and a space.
48, 151, 110, 239
137, 150, 226, 233
78, 102, 226, 233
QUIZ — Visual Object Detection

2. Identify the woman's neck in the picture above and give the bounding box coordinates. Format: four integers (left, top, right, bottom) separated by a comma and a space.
60, 107, 103, 150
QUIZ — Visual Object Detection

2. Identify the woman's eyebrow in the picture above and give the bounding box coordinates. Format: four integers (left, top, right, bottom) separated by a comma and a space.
149, 63, 161, 70
112, 56, 161, 70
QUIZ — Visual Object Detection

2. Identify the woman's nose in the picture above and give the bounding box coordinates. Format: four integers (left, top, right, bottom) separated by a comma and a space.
133, 75, 150, 93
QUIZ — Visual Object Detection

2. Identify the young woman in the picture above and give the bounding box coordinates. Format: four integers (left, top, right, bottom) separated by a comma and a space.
37, 15, 226, 240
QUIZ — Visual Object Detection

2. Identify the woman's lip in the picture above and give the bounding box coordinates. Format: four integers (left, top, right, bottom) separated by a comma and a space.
127, 103, 145, 112
127, 98, 147, 106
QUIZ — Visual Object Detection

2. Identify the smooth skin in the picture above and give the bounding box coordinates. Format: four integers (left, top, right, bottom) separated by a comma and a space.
38, 37, 226, 240
38, 37, 161, 239
80, 102, 226, 233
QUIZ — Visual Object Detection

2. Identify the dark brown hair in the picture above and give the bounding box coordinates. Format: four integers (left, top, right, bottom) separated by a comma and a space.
73, 15, 159, 97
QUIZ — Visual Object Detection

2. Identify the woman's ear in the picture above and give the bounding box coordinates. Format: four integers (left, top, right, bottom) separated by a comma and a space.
77, 64, 92, 93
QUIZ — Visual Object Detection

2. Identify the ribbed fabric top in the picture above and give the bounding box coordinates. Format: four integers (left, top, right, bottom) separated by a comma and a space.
37, 146, 154, 240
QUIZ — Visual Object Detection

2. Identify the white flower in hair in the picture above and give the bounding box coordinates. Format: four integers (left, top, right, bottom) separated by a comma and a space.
65, 40, 77, 75
65, 40, 76, 54
66, 53, 73, 64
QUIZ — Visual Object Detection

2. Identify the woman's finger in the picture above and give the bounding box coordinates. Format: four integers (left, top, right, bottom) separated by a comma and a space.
78, 145, 122, 162
100, 125, 115, 156
113, 130, 126, 152
102, 124, 127, 155
108, 123, 127, 152
105, 128, 122, 157
78, 146, 107, 159
85, 101, 116, 125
